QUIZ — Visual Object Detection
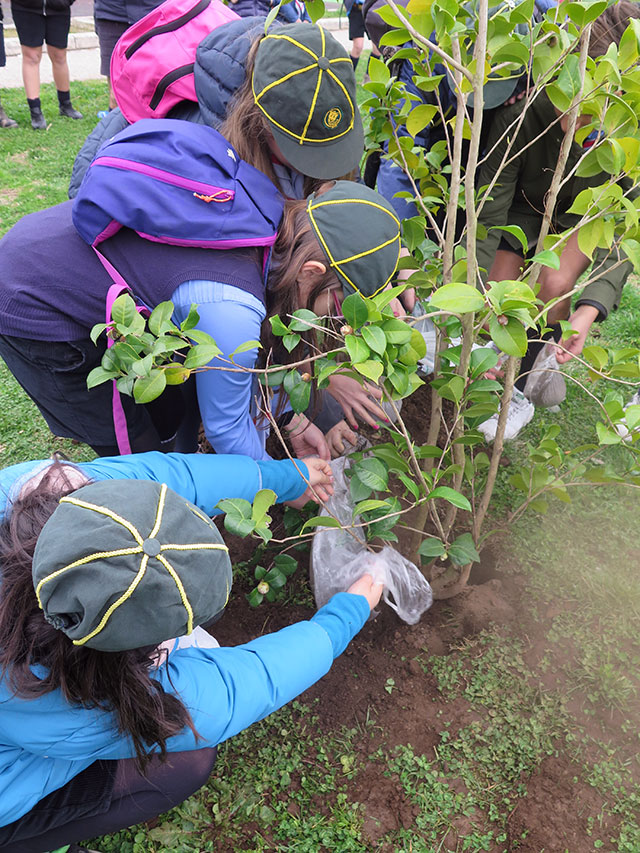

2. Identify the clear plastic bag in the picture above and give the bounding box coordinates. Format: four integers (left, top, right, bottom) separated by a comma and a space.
310, 459, 433, 624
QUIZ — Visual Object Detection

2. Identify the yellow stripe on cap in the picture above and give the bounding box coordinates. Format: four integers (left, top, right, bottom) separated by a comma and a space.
73, 552, 150, 646
36, 483, 226, 648
251, 29, 355, 144
34, 546, 144, 608
156, 553, 194, 636
307, 197, 402, 297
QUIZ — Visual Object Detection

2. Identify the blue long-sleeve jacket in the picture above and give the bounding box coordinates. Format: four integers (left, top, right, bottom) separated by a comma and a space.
0, 449, 374, 830
0, 451, 310, 522
0, 592, 369, 828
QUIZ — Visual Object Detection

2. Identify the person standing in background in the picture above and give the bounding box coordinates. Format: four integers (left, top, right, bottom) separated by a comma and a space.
0, 4, 18, 127
93, 0, 165, 114
344, 0, 380, 78
10, 0, 83, 129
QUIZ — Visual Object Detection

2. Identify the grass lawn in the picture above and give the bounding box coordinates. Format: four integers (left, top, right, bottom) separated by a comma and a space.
0, 80, 639, 853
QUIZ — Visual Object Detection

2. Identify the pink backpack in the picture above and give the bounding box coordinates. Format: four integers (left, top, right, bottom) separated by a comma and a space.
111, 0, 239, 123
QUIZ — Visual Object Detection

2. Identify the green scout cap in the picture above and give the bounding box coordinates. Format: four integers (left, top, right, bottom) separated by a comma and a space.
32, 480, 231, 652
252, 23, 364, 180
306, 181, 402, 298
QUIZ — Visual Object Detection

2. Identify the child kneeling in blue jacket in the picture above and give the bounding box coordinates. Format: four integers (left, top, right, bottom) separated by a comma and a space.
0, 452, 382, 853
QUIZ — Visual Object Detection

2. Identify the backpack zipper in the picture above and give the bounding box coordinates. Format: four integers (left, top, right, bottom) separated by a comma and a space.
92, 156, 235, 202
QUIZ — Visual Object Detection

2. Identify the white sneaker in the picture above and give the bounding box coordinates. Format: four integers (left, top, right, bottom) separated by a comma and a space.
524, 344, 566, 409
478, 388, 535, 443
614, 389, 640, 439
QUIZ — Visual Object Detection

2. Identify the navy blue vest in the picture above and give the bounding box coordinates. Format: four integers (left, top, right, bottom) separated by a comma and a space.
0, 201, 265, 341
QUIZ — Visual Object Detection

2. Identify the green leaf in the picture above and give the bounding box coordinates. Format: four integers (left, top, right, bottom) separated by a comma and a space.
180, 304, 200, 332
398, 472, 421, 500
273, 554, 297, 575
428, 485, 471, 511
183, 344, 222, 368
305, 0, 324, 23
530, 249, 560, 270
380, 318, 413, 344
354, 457, 389, 491
300, 515, 342, 533
469, 346, 499, 377
110, 293, 138, 327
447, 532, 480, 566
164, 365, 191, 385
430, 282, 485, 313
217, 497, 251, 519
264, 2, 280, 31
361, 325, 387, 355
582, 345, 608, 371
345, 334, 370, 364
148, 301, 175, 335
490, 224, 528, 254
367, 55, 390, 84
269, 315, 290, 336
90, 323, 108, 345
354, 360, 384, 383
372, 284, 408, 311
229, 339, 261, 357
283, 333, 301, 353
86, 365, 116, 389
252, 489, 277, 523
489, 315, 528, 357
284, 370, 312, 413
342, 292, 369, 330
247, 588, 264, 607
418, 538, 446, 560
596, 421, 622, 445
186, 328, 219, 347
621, 238, 640, 274
350, 474, 372, 503
370, 444, 411, 473
133, 369, 167, 404
406, 103, 438, 137
353, 499, 389, 516
289, 309, 318, 331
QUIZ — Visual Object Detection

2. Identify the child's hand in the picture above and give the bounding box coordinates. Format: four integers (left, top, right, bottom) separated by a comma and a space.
303, 456, 334, 502
285, 457, 334, 509
347, 573, 384, 610
326, 420, 358, 458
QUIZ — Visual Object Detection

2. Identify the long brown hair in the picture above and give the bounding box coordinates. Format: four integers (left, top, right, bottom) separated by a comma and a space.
263, 194, 342, 366
0, 462, 197, 770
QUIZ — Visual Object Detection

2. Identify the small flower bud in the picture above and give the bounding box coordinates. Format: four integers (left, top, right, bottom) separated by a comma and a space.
301, 372, 311, 382
257, 581, 269, 595
497, 315, 509, 326
341, 324, 354, 336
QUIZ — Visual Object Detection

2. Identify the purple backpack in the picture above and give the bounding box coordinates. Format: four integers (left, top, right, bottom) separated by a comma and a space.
72, 118, 284, 454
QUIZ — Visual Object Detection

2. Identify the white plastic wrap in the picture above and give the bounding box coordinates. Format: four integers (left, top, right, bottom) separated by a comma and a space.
310, 458, 433, 624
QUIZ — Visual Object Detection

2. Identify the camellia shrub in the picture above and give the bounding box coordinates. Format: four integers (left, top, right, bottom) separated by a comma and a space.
88, 0, 640, 598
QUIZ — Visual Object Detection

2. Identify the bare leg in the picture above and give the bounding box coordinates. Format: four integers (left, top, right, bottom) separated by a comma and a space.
20, 45, 42, 100
46, 44, 70, 92
487, 248, 524, 283
538, 231, 590, 324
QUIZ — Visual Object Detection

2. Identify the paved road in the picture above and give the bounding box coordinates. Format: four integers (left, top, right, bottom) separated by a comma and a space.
1, 12, 367, 90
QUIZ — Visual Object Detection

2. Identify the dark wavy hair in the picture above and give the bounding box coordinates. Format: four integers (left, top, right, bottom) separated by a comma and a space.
588, 1, 640, 59
0, 461, 197, 771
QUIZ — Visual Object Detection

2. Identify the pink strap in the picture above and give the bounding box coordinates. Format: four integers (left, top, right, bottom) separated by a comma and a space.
95, 247, 136, 455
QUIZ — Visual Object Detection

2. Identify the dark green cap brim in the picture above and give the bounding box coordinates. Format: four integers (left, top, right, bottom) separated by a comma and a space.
270, 108, 365, 180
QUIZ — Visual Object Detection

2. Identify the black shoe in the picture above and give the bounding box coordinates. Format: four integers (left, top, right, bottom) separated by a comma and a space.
0, 106, 18, 128
59, 100, 83, 120
30, 106, 47, 130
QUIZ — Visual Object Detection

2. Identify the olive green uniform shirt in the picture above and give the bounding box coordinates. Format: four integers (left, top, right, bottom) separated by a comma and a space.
475, 92, 632, 320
